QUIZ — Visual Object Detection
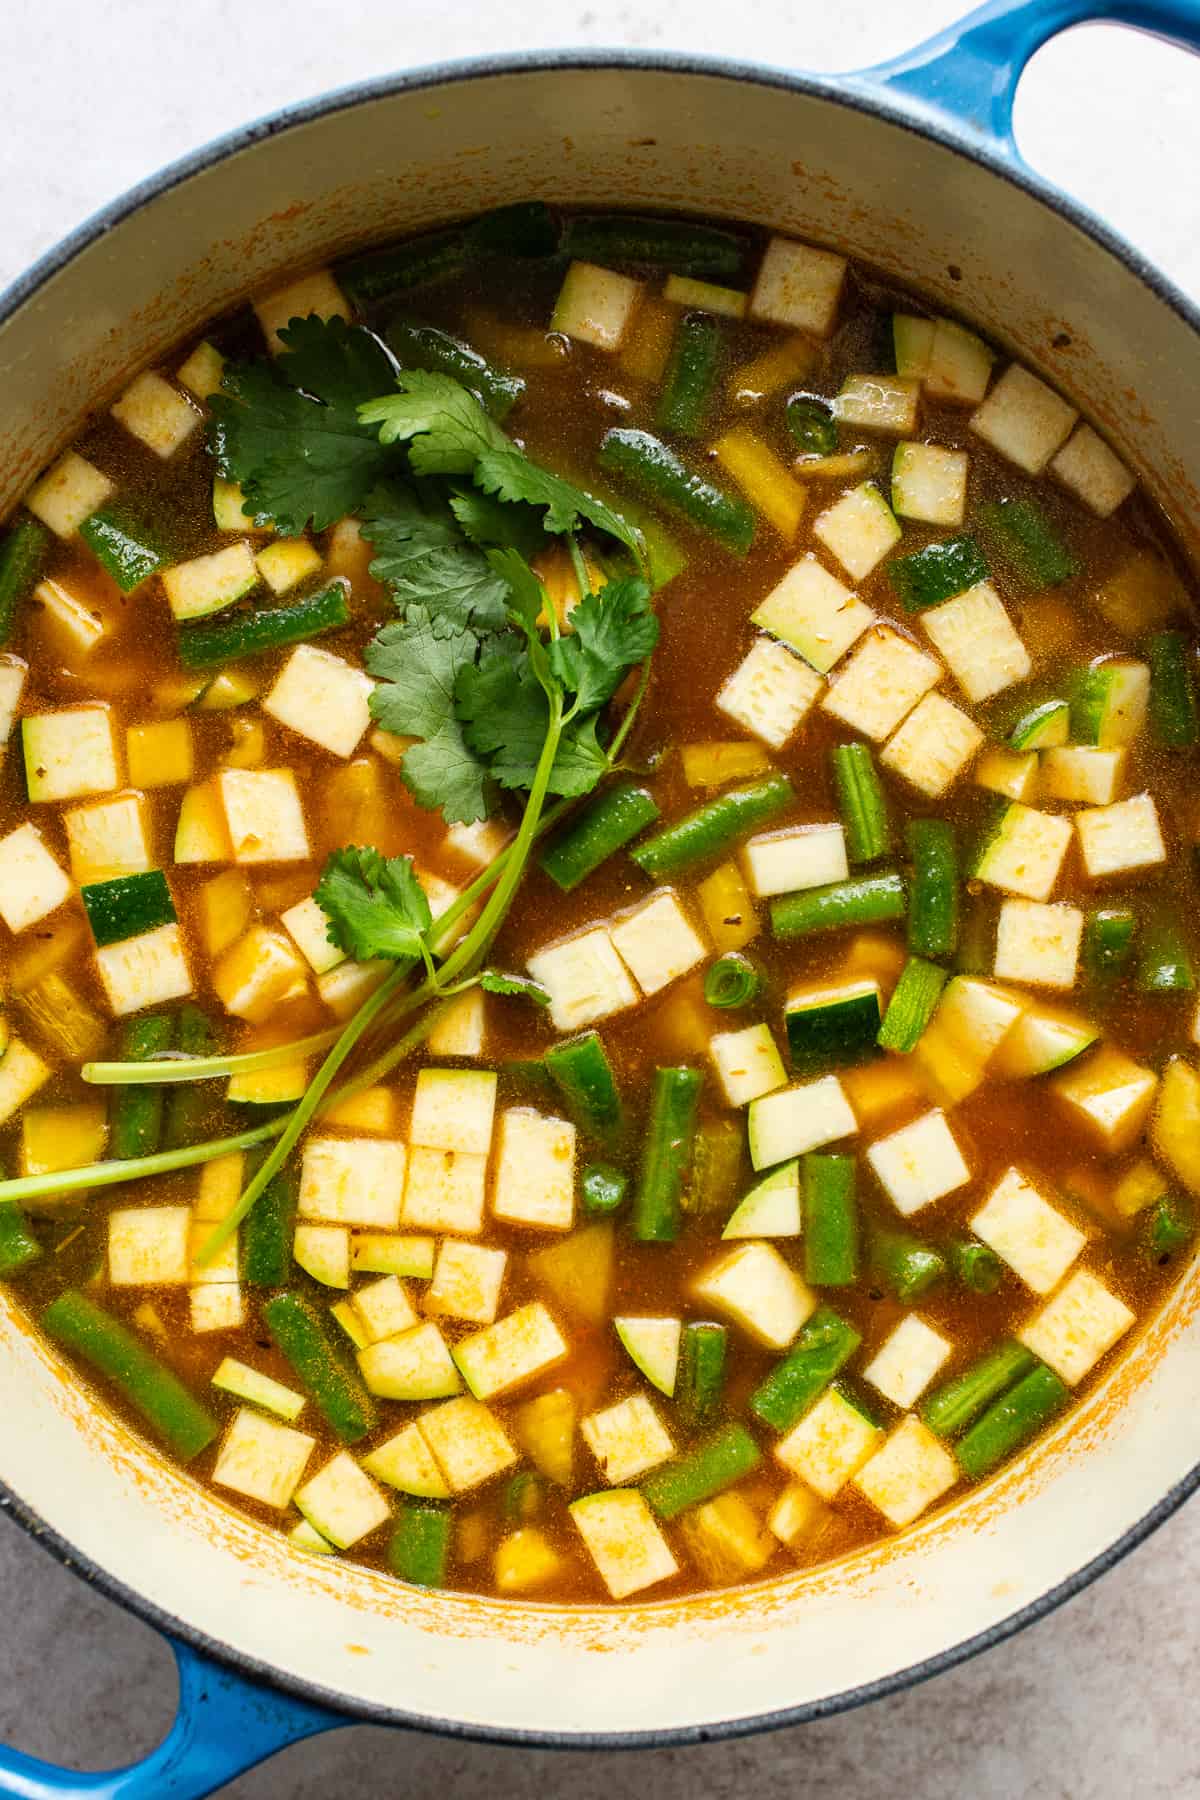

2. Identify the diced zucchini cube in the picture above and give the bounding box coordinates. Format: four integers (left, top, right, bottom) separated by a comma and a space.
970, 363, 1078, 474
361, 1422, 451, 1497
866, 1109, 970, 1216
692, 1240, 815, 1349
711, 427, 806, 539
1051, 424, 1135, 518
569, 1488, 679, 1599
425, 1240, 507, 1325
226, 1057, 309, 1108
664, 274, 747, 318
351, 1231, 435, 1278
213, 925, 308, 1022
880, 693, 983, 798
609, 890, 708, 996
993, 1005, 1098, 1078
863, 1314, 953, 1408
853, 1415, 958, 1528
351, 1274, 419, 1345
551, 261, 642, 349
775, 1387, 882, 1498
253, 268, 348, 352
126, 719, 194, 790
709, 1022, 786, 1107
1040, 746, 1125, 806
316, 956, 388, 1019
0, 1040, 51, 1126
743, 823, 848, 897
95, 923, 192, 1016
279, 894, 344, 975
195, 668, 260, 711
820, 624, 941, 741
975, 802, 1073, 901
441, 816, 513, 873
975, 747, 1038, 803
64, 792, 151, 884
294, 1225, 350, 1288
994, 898, 1083, 990
812, 482, 902, 583
212, 1407, 314, 1508
678, 1491, 775, 1584
1049, 1045, 1158, 1154
410, 1067, 497, 1156
216, 768, 310, 864
417, 1395, 518, 1493
491, 1108, 576, 1231
748, 1076, 857, 1170
0, 654, 27, 747
263, 643, 374, 759
298, 1137, 406, 1230
401, 1148, 488, 1234
190, 1280, 246, 1334
613, 1316, 681, 1394
426, 988, 487, 1058
911, 975, 1027, 1106
970, 1166, 1085, 1294
716, 635, 824, 748
1010, 700, 1071, 752
162, 542, 258, 622
357, 1320, 462, 1399
212, 478, 253, 532
925, 318, 995, 404
920, 582, 1030, 704
1076, 793, 1165, 881
108, 1204, 191, 1285
110, 372, 200, 458
0, 824, 72, 932
256, 537, 323, 597
295, 1451, 391, 1549
26, 452, 115, 539
750, 554, 874, 675
174, 781, 233, 864
176, 340, 225, 401
211, 1358, 305, 1422
768, 1480, 828, 1551
494, 1527, 565, 1593
833, 374, 920, 435
1073, 657, 1149, 747
1017, 1268, 1135, 1385
723, 1161, 802, 1239
23, 705, 120, 804
891, 442, 969, 525
749, 236, 846, 337
893, 314, 935, 378
33, 576, 107, 657
785, 978, 883, 1072
526, 927, 638, 1032
582, 1394, 675, 1485
453, 1301, 569, 1400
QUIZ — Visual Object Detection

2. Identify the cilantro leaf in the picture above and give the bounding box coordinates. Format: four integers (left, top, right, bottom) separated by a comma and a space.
548, 576, 658, 712
479, 969, 551, 1005
359, 371, 509, 476
366, 611, 491, 823
449, 487, 548, 558
487, 546, 546, 634
209, 316, 397, 533
361, 483, 509, 637
456, 644, 606, 796
314, 846, 432, 962
473, 449, 643, 560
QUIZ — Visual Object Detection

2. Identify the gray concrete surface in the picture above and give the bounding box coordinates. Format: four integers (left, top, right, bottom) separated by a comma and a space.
4, 1, 1200, 1792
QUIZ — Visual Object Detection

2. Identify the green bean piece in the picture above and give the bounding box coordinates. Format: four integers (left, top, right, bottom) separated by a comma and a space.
631, 774, 794, 880
658, 311, 722, 439
950, 1236, 1004, 1295
1137, 918, 1196, 994
165, 1005, 220, 1149
831, 743, 889, 863
263, 1291, 377, 1444
684, 1118, 744, 1217
906, 819, 958, 958
876, 956, 947, 1054
1148, 630, 1200, 747
676, 1322, 727, 1430
632, 1067, 704, 1243
561, 214, 747, 278
386, 316, 524, 420
544, 1032, 623, 1140
641, 1422, 761, 1519
468, 201, 559, 258
339, 228, 472, 307
43, 1291, 218, 1461
956, 1363, 1070, 1478
803, 1155, 858, 1287
110, 1015, 174, 1160
1083, 907, 1136, 983
980, 496, 1077, 586
242, 1164, 298, 1286
0, 514, 49, 643
388, 1499, 453, 1587
178, 580, 350, 668
872, 1225, 947, 1304
0, 1201, 41, 1278
703, 952, 764, 1011
1139, 1191, 1195, 1265
785, 395, 838, 457
580, 1163, 629, 1217
749, 1307, 862, 1432
921, 1340, 1037, 1439
539, 783, 661, 891
598, 427, 756, 555
771, 871, 906, 939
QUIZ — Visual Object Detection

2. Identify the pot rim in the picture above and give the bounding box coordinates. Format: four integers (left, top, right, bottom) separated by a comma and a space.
2, 42, 1198, 1752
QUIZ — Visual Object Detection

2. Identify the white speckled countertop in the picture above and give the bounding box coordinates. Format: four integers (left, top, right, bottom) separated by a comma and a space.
3, 3, 1200, 1792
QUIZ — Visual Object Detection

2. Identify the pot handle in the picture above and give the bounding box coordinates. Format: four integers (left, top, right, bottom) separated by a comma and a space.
854, 0, 1200, 154
0, 1637, 343, 1800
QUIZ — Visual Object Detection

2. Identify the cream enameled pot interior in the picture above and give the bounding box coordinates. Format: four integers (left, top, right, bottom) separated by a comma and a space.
3, 61, 1200, 1739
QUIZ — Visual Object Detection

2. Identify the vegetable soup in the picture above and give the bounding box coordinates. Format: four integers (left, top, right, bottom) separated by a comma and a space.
0, 203, 1196, 1603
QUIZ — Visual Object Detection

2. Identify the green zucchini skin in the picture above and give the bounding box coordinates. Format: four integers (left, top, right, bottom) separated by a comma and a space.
657, 311, 722, 439
887, 534, 989, 611
82, 871, 177, 948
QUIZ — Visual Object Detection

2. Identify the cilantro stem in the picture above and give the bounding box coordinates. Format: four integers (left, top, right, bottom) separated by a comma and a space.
0, 1117, 292, 1208
566, 536, 590, 611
